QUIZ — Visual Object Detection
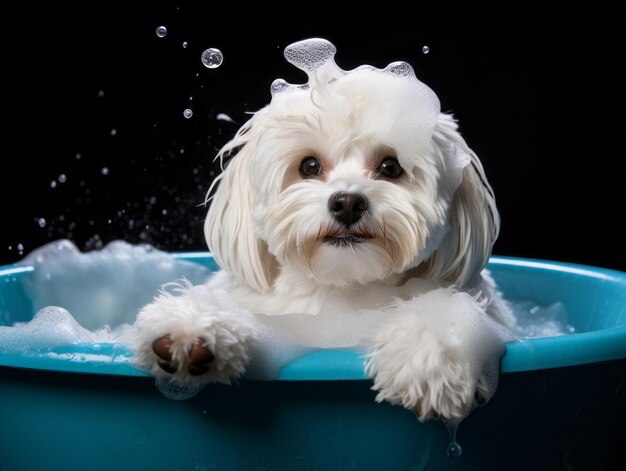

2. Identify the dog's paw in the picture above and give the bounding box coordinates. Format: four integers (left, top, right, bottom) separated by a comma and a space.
365, 319, 480, 422
132, 283, 258, 386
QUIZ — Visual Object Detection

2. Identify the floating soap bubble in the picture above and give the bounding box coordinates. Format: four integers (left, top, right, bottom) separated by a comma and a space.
50, 181, 57, 189
110, 129, 117, 136
182, 41, 188, 48
38, 218, 46, 228
155, 26, 167, 38
101, 167, 109, 176
97, 90, 105, 97
58, 174, 67, 183
183, 109, 193, 119
422, 45, 430, 54
201, 48, 223, 69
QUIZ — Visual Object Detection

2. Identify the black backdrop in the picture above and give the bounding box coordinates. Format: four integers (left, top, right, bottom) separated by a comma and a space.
1, 0, 625, 272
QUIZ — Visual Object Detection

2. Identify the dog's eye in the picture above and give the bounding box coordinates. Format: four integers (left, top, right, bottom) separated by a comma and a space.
378, 157, 404, 179
299, 156, 322, 178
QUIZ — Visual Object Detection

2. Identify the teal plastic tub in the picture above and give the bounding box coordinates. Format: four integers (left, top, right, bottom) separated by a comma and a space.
1, 254, 626, 470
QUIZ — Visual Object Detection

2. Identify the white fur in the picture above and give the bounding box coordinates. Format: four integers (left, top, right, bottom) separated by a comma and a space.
133, 44, 516, 422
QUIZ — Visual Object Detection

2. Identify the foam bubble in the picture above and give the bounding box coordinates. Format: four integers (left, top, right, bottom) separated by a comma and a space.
264, 39, 444, 178
156, 377, 204, 400
510, 301, 573, 338
21, 239, 212, 331
284, 38, 337, 76
0, 306, 121, 355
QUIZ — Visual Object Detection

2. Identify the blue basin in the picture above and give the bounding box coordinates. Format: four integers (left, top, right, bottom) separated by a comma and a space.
1, 254, 625, 469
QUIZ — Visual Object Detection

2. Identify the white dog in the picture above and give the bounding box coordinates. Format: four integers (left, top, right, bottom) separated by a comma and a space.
133, 38, 515, 422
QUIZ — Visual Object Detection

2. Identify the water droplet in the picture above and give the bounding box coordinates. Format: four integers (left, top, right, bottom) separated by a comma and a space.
444, 420, 462, 459
447, 442, 462, 458
110, 129, 117, 136
75, 153, 82, 160
17, 243, 24, 251
161, 209, 168, 215
183, 108, 193, 119
58, 174, 67, 183
50, 180, 57, 189
101, 167, 109, 175
182, 41, 188, 48
97, 90, 105, 98
422, 45, 430, 54
156, 26, 167, 38
216, 113, 234, 122
201, 48, 223, 69
38, 218, 46, 228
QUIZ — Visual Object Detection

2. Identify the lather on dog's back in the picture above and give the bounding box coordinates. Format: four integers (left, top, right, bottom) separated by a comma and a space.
133, 38, 516, 422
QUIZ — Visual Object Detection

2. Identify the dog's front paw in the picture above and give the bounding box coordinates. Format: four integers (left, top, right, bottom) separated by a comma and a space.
365, 320, 479, 422
132, 283, 258, 386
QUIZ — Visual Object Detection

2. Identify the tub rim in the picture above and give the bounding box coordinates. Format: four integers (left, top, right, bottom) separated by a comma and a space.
1, 255, 625, 380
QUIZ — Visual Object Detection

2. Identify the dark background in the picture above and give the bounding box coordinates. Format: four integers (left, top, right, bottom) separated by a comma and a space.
1, 0, 625, 272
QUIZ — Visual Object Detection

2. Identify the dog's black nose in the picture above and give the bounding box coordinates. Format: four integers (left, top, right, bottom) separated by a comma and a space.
328, 191, 368, 226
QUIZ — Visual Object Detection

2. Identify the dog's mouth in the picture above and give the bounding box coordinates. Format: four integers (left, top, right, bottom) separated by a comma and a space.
322, 233, 374, 247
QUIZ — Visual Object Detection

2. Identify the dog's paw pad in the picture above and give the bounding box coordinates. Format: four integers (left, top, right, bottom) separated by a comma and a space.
152, 336, 177, 374
186, 343, 215, 376
151, 336, 215, 376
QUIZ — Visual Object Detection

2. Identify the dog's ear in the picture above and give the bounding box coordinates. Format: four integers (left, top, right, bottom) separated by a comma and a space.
422, 113, 500, 287
204, 124, 276, 293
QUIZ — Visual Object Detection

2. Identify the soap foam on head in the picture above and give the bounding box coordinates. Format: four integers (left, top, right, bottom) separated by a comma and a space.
275, 38, 418, 95
266, 39, 464, 192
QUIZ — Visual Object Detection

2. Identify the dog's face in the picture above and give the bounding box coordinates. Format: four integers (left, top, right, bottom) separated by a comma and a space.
205, 39, 499, 292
